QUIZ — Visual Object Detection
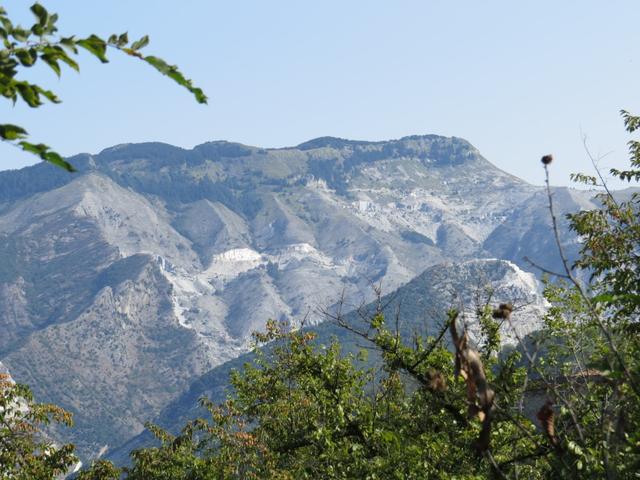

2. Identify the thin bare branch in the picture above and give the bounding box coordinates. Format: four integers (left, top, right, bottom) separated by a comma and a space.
523, 255, 570, 279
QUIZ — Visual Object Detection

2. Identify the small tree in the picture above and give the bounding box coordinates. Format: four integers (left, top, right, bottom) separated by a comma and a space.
0, 373, 76, 479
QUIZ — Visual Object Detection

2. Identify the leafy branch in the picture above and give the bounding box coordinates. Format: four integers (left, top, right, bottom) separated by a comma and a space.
0, 2, 207, 171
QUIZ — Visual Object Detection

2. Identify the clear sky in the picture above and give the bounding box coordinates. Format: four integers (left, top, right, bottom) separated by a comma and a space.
1, 1, 639, 187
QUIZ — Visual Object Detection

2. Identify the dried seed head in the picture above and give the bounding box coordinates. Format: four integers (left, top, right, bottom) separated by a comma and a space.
499, 303, 513, 312
428, 371, 447, 392
541, 154, 553, 165
492, 303, 513, 319
537, 400, 559, 447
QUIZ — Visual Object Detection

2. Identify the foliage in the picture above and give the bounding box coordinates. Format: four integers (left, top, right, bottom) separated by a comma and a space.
76, 459, 121, 480
106, 314, 542, 479
0, 2, 207, 171
532, 109, 640, 477
0, 373, 77, 479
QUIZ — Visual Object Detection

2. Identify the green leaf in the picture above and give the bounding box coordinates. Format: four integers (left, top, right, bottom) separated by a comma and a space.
0, 123, 27, 140
0, 17, 13, 33
621, 109, 640, 133
142, 55, 208, 104
569, 172, 597, 186
593, 292, 640, 306
1, 84, 17, 103
41, 53, 61, 76
11, 27, 29, 42
117, 32, 128, 47
15, 48, 37, 66
45, 12, 58, 34
60, 36, 78, 54
30, 3, 49, 27
18, 140, 46, 155
15, 82, 41, 107
56, 50, 79, 72
77, 34, 108, 63
34, 85, 60, 103
19, 141, 76, 171
370, 313, 384, 329
131, 35, 149, 51
43, 150, 76, 171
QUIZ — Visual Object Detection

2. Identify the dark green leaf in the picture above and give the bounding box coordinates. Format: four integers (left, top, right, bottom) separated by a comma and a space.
31, 24, 44, 36
143, 55, 208, 104
19, 141, 76, 171
30, 3, 49, 27
0, 123, 27, 140
0, 17, 12, 32
54, 49, 79, 71
15, 48, 37, 66
117, 32, 128, 47
41, 53, 61, 76
15, 82, 41, 107
46, 12, 58, 34
131, 35, 149, 51
11, 27, 29, 42
621, 109, 640, 133
77, 34, 108, 63
34, 85, 60, 103
60, 36, 78, 54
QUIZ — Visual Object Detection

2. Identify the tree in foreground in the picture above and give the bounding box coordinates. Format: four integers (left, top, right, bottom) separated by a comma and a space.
0, 373, 76, 479
95, 112, 638, 479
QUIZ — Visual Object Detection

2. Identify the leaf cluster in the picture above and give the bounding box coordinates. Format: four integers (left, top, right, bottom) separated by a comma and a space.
0, 2, 206, 171
0, 373, 77, 479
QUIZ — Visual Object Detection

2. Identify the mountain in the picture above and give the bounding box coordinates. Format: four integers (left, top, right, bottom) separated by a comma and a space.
0, 134, 597, 460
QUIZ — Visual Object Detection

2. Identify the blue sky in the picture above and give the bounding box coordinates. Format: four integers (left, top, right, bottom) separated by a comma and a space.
1, 1, 638, 187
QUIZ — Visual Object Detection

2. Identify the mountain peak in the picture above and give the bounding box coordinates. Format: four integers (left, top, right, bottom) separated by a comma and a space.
295, 136, 373, 150
294, 134, 470, 152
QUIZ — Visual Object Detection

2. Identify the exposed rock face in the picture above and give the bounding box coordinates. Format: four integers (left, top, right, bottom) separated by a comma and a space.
4, 255, 211, 455
0, 134, 599, 460
483, 188, 597, 274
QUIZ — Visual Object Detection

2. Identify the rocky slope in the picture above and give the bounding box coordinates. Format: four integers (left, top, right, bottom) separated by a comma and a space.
0, 134, 598, 460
